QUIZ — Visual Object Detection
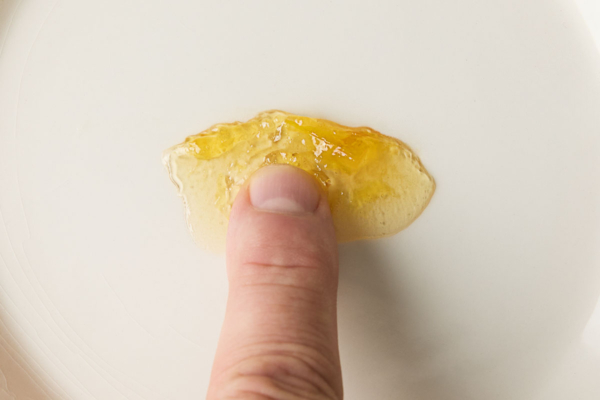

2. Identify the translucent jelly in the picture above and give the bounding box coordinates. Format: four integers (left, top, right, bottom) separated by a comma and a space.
163, 110, 435, 250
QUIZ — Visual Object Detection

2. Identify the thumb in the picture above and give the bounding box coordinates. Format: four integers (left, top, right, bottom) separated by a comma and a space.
208, 165, 343, 400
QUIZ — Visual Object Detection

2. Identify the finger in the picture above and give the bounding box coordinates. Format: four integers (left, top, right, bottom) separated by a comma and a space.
208, 165, 342, 400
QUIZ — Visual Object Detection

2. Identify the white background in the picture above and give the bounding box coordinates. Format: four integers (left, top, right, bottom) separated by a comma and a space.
576, 0, 600, 49
575, 0, 600, 356
1, 1, 600, 399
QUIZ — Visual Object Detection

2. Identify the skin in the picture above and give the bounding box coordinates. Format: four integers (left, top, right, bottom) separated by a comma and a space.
207, 165, 343, 400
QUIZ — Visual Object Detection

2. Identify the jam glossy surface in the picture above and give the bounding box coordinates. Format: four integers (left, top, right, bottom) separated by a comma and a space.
163, 111, 435, 250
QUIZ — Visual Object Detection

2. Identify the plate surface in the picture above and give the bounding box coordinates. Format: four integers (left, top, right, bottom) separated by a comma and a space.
1, 1, 600, 399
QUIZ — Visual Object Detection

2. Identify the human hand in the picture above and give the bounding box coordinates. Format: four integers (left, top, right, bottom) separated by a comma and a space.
207, 165, 343, 399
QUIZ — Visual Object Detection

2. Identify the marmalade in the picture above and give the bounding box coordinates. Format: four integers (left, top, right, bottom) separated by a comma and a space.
163, 110, 435, 251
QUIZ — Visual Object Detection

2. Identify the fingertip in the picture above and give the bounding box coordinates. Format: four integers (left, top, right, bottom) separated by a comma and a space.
249, 165, 321, 213
211, 164, 342, 399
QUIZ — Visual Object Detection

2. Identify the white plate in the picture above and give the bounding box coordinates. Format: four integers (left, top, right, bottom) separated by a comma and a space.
1, 1, 599, 399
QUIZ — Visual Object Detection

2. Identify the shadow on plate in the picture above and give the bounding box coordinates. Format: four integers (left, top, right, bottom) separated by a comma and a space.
338, 240, 517, 400
338, 240, 448, 399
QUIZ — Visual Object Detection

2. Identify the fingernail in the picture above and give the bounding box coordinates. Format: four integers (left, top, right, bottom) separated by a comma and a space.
250, 165, 320, 213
